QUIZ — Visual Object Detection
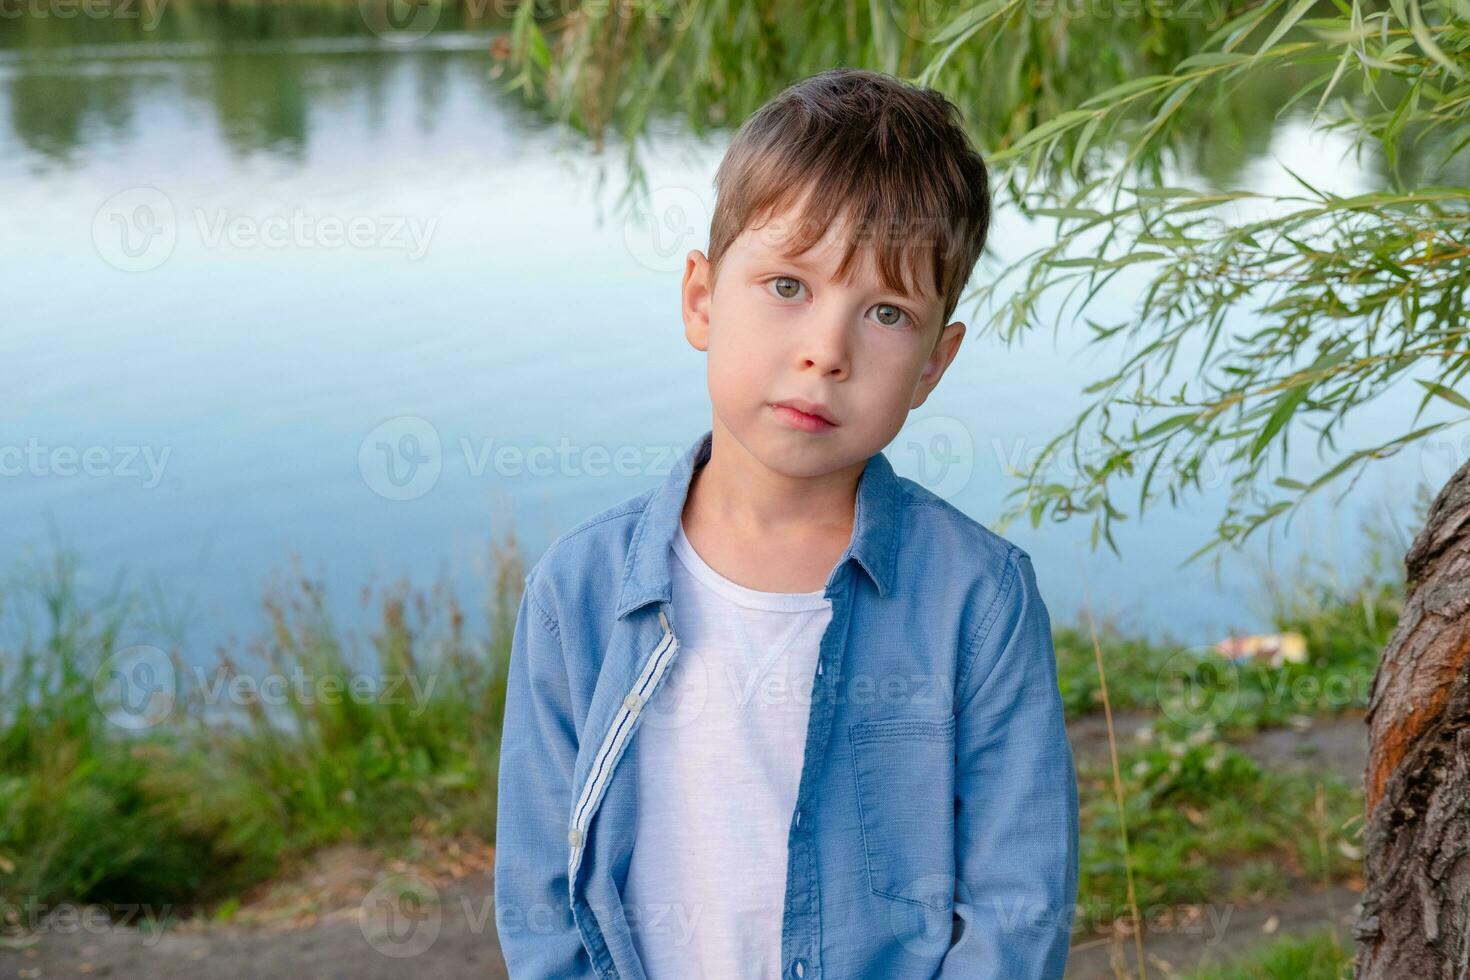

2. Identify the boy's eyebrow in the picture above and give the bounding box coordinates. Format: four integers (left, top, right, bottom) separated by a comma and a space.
752, 244, 823, 273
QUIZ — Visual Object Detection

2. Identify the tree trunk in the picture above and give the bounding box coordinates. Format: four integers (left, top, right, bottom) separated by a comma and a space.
1355, 456, 1470, 978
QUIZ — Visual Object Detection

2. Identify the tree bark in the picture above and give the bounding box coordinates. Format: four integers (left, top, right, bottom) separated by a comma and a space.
1356, 456, 1470, 979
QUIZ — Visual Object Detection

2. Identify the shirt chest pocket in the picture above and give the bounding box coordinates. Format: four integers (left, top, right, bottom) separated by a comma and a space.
847, 715, 957, 911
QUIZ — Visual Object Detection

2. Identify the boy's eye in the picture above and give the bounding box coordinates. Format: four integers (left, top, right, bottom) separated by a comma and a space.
871, 303, 910, 329
768, 276, 804, 300
765, 276, 914, 330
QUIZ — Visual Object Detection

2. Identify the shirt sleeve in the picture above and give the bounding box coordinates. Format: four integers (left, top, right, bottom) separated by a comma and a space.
937, 548, 1080, 979
494, 573, 600, 979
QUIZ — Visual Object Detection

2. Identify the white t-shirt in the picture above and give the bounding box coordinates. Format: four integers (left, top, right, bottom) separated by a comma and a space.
622, 519, 834, 979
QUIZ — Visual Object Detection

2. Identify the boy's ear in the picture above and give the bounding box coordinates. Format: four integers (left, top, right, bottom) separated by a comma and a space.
910, 320, 965, 409
682, 249, 713, 351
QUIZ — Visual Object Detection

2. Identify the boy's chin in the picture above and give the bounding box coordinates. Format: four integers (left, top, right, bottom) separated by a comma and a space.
743, 427, 875, 480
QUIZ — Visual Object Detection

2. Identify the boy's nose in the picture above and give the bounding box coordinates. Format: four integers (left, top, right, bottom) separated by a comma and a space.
797, 320, 851, 379
798, 350, 848, 381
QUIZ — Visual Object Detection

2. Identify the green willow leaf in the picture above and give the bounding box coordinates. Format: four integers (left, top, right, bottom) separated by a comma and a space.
1407, 0, 1468, 78
1249, 383, 1312, 462
1256, 0, 1320, 54
1417, 380, 1470, 411
1138, 412, 1201, 440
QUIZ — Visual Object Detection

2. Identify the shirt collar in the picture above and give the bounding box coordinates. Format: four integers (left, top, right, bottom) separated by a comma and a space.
616, 428, 901, 619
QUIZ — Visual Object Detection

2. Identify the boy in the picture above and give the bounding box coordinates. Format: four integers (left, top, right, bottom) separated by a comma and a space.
495, 67, 1079, 979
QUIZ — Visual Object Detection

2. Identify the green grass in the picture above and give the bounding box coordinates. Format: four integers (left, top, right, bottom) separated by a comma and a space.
0, 537, 519, 913
1054, 622, 1178, 718
1055, 556, 1399, 735
0, 549, 262, 907
1077, 728, 1363, 926
1183, 928, 1353, 979
196, 560, 515, 854
0, 526, 1385, 936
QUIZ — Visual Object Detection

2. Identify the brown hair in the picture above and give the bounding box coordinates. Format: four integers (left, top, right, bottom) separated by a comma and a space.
707, 67, 991, 333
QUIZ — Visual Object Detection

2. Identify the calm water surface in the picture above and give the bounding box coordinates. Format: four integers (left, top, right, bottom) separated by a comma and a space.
1, 12, 1446, 664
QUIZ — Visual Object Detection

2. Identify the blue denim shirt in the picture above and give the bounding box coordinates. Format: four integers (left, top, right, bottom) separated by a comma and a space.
494, 428, 1079, 979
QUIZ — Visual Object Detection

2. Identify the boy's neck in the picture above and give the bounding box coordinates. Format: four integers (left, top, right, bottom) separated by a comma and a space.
678, 419, 865, 592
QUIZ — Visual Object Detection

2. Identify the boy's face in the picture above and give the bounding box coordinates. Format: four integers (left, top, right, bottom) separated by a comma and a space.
681, 196, 966, 479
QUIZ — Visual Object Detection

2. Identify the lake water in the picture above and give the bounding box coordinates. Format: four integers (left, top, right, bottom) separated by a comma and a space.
2, 10, 1452, 666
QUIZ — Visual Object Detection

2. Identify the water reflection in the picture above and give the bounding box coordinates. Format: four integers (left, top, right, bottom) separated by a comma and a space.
2, 4, 509, 163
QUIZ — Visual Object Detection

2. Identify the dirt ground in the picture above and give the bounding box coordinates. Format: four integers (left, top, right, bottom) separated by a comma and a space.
0, 714, 1368, 980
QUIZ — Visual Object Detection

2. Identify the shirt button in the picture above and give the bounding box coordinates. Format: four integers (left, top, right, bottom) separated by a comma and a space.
568, 827, 583, 847
792, 959, 806, 978
624, 692, 643, 712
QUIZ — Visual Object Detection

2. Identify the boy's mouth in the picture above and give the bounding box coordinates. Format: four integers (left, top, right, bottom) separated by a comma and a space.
770, 399, 839, 432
